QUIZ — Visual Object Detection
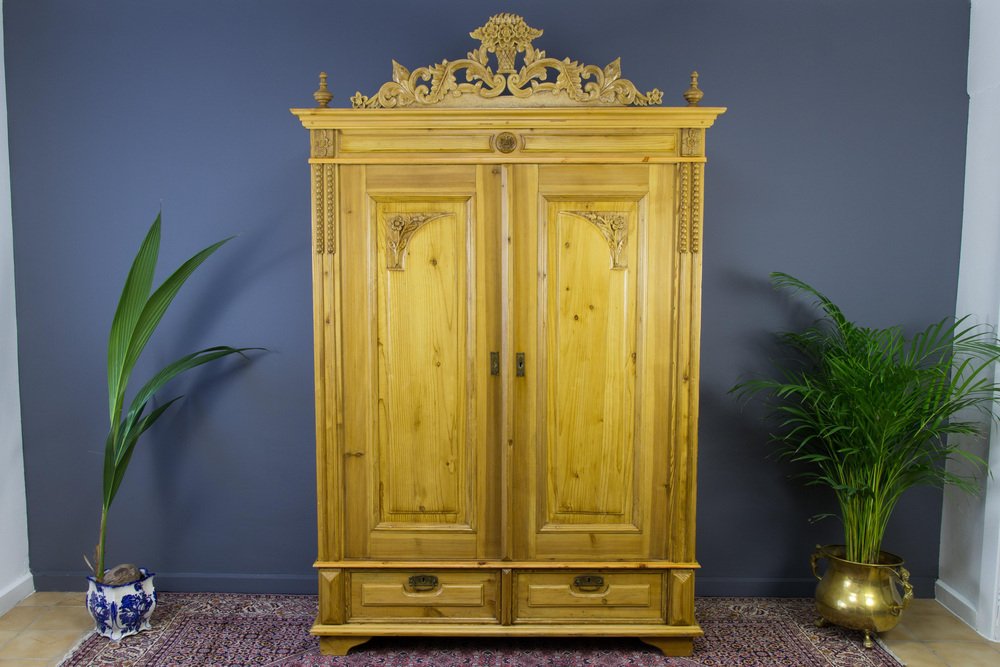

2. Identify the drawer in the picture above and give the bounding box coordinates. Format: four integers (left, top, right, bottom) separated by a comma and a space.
348, 570, 500, 623
513, 571, 665, 624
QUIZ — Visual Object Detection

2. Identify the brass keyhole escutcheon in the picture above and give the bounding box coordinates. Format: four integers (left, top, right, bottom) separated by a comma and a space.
494, 132, 519, 153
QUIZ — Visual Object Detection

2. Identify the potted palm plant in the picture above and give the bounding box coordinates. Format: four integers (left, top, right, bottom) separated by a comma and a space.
733, 272, 998, 648
85, 213, 253, 640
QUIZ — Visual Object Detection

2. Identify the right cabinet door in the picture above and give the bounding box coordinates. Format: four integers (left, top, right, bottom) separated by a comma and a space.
510, 164, 677, 561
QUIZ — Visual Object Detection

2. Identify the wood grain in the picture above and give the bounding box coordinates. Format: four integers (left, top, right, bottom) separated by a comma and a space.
544, 201, 638, 525
375, 200, 467, 523
341, 166, 503, 561
513, 571, 664, 623
318, 569, 344, 625
311, 622, 702, 637
349, 570, 500, 622
296, 85, 723, 656
318, 636, 372, 656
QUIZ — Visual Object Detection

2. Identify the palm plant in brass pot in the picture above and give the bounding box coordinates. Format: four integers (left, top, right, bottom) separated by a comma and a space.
733, 272, 998, 648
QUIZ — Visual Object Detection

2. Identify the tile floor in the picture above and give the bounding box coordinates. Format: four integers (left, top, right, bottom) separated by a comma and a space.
1, 593, 999, 666
0, 592, 93, 667
880, 599, 1000, 666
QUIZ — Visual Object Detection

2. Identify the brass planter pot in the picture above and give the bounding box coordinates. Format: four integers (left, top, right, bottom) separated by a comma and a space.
811, 545, 913, 648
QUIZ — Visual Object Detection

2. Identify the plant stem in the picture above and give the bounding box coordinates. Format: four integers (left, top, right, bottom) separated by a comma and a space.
96, 505, 108, 582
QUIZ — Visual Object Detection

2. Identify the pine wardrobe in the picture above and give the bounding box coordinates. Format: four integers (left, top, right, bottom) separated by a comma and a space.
291, 14, 725, 657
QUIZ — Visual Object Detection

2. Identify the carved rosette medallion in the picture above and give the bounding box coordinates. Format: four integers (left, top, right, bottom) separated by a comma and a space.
568, 211, 629, 269
350, 14, 662, 109
493, 132, 519, 153
385, 213, 448, 270
677, 164, 703, 254
311, 129, 336, 158
312, 165, 336, 254
680, 128, 704, 157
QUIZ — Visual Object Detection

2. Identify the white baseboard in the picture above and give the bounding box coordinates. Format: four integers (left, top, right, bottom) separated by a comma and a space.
935, 578, 978, 628
0, 572, 34, 616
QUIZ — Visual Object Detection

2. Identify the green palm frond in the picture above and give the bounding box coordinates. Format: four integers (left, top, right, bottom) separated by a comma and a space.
95, 214, 256, 582
733, 273, 996, 564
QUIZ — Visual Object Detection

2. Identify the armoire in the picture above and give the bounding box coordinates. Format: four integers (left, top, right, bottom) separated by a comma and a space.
292, 14, 725, 657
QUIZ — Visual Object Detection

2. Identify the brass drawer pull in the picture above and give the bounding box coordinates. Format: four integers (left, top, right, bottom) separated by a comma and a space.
490, 351, 500, 376
572, 574, 605, 591
407, 574, 440, 591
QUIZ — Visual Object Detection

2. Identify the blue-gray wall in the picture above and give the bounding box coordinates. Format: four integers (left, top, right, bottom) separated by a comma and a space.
5, 0, 970, 595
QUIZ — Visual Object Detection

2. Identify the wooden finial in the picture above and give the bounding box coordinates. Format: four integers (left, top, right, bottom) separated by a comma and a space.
314, 72, 333, 108
683, 71, 703, 107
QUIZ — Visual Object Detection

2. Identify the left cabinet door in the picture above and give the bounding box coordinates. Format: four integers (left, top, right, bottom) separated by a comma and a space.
338, 164, 503, 560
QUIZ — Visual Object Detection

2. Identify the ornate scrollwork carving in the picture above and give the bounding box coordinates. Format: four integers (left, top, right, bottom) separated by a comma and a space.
350, 14, 662, 109
385, 213, 449, 270
567, 211, 629, 269
471, 12, 542, 74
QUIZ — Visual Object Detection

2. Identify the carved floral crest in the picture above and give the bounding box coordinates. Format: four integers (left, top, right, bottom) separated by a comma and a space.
349, 14, 663, 109
568, 211, 630, 269
385, 213, 448, 270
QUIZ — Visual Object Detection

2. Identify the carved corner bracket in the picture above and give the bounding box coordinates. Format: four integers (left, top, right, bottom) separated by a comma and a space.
350, 14, 662, 109
680, 128, 704, 157
567, 211, 629, 269
385, 213, 449, 270
312, 129, 337, 158
677, 164, 703, 254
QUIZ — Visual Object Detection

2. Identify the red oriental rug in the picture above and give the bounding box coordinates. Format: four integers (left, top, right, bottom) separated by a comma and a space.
59, 593, 902, 666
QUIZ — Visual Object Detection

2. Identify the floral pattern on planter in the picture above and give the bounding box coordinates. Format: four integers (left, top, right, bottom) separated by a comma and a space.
86, 568, 157, 640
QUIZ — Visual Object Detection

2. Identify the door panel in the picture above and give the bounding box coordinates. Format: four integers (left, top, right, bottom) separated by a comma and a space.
376, 201, 469, 525
511, 164, 671, 560
341, 162, 673, 562
341, 165, 502, 560
544, 204, 638, 526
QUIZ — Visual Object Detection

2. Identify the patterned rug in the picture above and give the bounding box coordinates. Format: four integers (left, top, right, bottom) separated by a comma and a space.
60, 593, 902, 666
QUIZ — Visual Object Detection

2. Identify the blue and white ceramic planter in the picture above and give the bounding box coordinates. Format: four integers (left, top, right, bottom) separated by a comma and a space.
86, 569, 157, 640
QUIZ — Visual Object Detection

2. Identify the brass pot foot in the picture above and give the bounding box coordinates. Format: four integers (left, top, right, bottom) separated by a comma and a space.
862, 630, 874, 649
814, 617, 828, 628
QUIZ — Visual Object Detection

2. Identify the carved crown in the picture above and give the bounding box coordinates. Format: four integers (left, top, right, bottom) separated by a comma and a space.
347, 14, 663, 109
